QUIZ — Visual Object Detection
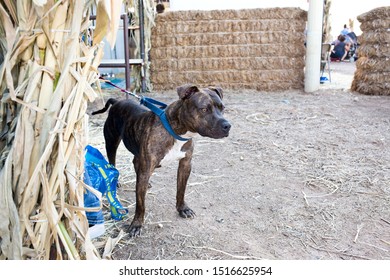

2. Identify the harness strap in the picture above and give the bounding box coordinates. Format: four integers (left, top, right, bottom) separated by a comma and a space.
140, 97, 190, 142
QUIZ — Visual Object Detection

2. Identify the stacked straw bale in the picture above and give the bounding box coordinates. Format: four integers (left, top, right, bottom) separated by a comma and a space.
351, 6, 390, 95
150, 8, 307, 91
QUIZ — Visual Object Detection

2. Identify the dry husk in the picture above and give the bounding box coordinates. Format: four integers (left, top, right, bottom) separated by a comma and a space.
0, 0, 121, 260
322, 0, 332, 44
150, 8, 307, 91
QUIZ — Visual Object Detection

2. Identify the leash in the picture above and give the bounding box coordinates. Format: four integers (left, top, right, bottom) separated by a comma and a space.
99, 77, 141, 100
99, 77, 190, 141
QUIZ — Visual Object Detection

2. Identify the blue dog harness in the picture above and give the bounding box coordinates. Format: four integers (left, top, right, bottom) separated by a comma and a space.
140, 96, 190, 141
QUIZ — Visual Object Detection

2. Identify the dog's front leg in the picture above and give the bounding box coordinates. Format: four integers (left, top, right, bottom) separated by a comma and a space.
176, 142, 196, 218
128, 157, 152, 237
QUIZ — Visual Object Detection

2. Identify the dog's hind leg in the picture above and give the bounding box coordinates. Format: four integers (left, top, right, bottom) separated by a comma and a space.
128, 156, 153, 237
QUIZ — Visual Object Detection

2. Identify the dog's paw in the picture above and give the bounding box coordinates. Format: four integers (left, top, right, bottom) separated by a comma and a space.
178, 207, 196, 219
128, 223, 142, 237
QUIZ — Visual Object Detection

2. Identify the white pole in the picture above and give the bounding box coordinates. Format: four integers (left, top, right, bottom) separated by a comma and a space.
304, 0, 324, 93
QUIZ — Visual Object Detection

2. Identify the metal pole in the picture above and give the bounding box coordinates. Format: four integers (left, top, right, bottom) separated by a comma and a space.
139, 0, 146, 92
304, 0, 324, 93
123, 14, 131, 93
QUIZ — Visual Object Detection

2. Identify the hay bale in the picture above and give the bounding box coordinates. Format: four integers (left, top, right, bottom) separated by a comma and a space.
356, 57, 390, 72
351, 6, 390, 95
357, 44, 390, 58
357, 6, 390, 22
359, 32, 390, 44
150, 8, 307, 91
353, 71, 390, 84
359, 18, 390, 32
153, 31, 303, 48
151, 57, 305, 72
156, 8, 306, 22
150, 44, 303, 60
351, 79, 390, 95
152, 69, 303, 91
157, 19, 305, 35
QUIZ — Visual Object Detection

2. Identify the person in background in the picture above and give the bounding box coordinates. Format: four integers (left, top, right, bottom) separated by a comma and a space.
332, 34, 344, 46
340, 24, 350, 36
330, 35, 350, 61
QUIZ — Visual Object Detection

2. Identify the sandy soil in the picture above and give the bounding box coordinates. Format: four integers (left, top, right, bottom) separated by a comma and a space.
87, 61, 390, 260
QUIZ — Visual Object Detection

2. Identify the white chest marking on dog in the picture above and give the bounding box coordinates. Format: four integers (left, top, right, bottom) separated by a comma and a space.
160, 141, 187, 167
160, 132, 198, 167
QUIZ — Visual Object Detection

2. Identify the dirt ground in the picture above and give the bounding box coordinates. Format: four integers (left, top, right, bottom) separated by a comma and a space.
87, 61, 390, 260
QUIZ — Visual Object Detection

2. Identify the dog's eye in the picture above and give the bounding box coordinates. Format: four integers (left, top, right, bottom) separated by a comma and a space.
201, 108, 207, 113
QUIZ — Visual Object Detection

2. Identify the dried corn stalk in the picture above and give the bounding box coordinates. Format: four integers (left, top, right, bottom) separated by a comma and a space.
0, 0, 121, 260
323, 0, 332, 43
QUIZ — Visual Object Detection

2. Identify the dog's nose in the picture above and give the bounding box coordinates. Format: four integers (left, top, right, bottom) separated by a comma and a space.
222, 121, 231, 133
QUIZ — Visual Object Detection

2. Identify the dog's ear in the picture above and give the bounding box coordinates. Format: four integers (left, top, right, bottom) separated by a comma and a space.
208, 86, 224, 100
177, 84, 199, 100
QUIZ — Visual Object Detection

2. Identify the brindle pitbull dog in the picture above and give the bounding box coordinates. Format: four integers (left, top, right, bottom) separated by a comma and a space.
92, 84, 231, 236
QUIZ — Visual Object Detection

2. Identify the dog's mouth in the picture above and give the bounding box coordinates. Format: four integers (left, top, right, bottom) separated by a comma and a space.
199, 121, 231, 139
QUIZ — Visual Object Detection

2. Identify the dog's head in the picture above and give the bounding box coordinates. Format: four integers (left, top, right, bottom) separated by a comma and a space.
177, 84, 231, 139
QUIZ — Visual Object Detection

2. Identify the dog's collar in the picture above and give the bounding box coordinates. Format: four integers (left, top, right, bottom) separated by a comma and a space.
140, 96, 191, 142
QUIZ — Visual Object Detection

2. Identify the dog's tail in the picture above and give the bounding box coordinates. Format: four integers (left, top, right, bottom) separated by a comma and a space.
91, 98, 118, 115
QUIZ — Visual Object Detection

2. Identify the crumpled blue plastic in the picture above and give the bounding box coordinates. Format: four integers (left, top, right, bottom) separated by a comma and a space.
84, 145, 128, 222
